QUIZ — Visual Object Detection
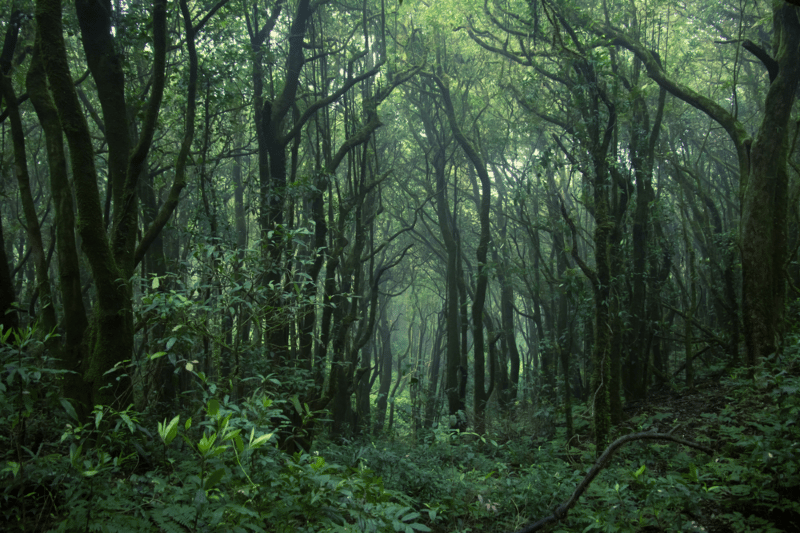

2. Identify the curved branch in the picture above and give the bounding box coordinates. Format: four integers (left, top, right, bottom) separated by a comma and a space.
558, 196, 598, 288
594, 24, 749, 177
512, 431, 715, 533
742, 39, 779, 82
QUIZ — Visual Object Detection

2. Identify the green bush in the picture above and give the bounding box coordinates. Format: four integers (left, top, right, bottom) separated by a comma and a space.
0, 330, 431, 533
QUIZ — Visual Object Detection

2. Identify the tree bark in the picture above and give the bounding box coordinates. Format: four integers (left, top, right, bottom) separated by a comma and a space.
429, 73, 494, 435
26, 31, 90, 413
741, 4, 800, 366
1, 46, 59, 344
36, 0, 168, 409
0, 215, 18, 336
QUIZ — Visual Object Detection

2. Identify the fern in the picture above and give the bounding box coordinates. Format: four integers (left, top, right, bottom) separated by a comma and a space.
151, 505, 196, 533
166, 504, 196, 529
91, 515, 153, 533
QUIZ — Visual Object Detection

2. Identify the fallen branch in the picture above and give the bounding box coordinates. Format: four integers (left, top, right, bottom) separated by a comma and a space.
511, 431, 715, 533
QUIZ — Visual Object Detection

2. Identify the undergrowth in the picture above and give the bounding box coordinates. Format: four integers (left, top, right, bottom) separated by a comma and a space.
3, 323, 800, 532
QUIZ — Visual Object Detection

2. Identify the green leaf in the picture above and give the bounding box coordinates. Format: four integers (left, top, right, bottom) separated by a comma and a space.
3, 461, 20, 478
249, 431, 274, 450
198, 433, 217, 455
234, 434, 244, 454
149, 351, 167, 360
159, 415, 181, 446
207, 398, 220, 417
166, 337, 177, 350
290, 394, 302, 415
69, 443, 83, 468
120, 412, 135, 433
210, 445, 229, 457
204, 467, 226, 490
61, 399, 79, 422
224, 428, 241, 443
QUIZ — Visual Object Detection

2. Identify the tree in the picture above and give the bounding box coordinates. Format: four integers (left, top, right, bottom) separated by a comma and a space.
33, 0, 170, 412
587, 2, 800, 368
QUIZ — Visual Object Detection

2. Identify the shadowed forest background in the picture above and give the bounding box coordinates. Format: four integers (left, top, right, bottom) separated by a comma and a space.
1, 0, 800, 531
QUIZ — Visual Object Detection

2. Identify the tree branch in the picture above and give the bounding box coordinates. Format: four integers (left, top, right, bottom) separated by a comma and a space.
742, 39, 779, 82
511, 431, 714, 533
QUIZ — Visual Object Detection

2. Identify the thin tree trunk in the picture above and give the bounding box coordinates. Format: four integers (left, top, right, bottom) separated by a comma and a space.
0, 216, 18, 335
1, 48, 58, 344
373, 310, 393, 433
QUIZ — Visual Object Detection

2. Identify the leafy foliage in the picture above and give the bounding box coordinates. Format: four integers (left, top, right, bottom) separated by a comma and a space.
4, 311, 800, 533
0, 325, 431, 532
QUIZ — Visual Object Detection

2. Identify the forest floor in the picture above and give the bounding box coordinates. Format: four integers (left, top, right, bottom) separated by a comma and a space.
5, 339, 800, 533
319, 361, 800, 533
618, 370, 800, 533
625, 380, 736, 533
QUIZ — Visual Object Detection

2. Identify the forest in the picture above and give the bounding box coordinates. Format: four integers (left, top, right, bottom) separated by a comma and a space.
1, 0, 800, 530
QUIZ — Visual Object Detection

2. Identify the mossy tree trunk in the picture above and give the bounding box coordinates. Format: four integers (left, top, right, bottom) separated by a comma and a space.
741, 4, 800, 367
26, 30, 90, 414
35, 0, 168, 411
0, 216, 18, 335
544, 179, 574, 444
626, 72, 666, 400
0, 22, 59, 348
410, 81, 466, 431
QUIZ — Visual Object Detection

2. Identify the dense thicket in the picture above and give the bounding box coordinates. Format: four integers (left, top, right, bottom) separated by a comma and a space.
1, 0, 799, 531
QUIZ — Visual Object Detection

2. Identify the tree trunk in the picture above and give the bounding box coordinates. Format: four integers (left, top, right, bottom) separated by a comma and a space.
1, 42, 59, 344
741, 4, 800, 367
424, 311, 445, 430
373, 310, 393, 433
430, 74, 494, 435
26, 33, 89, 413
36, 0, 168, 410
0, 216, 18, 335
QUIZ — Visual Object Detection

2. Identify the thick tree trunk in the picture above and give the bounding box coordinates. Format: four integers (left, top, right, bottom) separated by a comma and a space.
355, 340, 373, 436
742, 5, 800, 366
552, 205, 573, 442
36, 0, 168, 409
36, 0, 133, 407
431, 74, 494, 434
626, 86, 661, 400
427, 135, 463, 430
592, 205, 613, 452
493, 175, 520, 414
26, 34, 90, 413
